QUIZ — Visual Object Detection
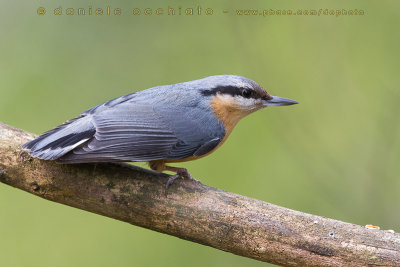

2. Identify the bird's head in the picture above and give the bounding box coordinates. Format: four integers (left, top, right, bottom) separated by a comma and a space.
197, 75, 298, 124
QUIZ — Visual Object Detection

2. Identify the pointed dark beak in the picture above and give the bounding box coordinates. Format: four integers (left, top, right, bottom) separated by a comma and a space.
262, 96, 299, 106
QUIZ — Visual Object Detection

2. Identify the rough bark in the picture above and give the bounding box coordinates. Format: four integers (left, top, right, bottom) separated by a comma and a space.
0, 121, 399, 266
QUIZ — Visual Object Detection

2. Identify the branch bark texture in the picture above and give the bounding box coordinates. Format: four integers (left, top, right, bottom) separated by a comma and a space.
0, 121, 399, 266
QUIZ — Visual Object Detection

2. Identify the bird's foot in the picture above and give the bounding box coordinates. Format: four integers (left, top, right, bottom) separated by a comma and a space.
165, 168, 201, 191
165, 174, 181, 190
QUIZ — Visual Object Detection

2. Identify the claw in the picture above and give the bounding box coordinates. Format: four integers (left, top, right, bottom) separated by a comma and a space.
164, 168, 202, 195
166, 174, 180, 191
176, 168, 202, 184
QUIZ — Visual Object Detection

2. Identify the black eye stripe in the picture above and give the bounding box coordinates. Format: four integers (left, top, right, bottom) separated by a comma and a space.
201, 86, 260, 99
201, 86, 242, 97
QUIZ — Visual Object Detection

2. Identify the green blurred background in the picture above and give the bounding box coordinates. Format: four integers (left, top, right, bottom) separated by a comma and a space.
1, 0, 399, 266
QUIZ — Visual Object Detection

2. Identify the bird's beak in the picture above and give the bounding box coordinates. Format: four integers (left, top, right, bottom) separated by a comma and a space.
262, 96, 299, 106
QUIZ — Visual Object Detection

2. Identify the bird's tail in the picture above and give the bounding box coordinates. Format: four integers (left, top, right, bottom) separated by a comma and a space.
22, 116, 95, 160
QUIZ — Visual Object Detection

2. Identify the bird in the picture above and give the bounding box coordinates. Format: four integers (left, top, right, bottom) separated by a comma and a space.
23, 75, 298, 189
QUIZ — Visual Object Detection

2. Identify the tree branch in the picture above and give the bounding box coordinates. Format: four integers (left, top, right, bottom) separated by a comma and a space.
0, 121, 399, 266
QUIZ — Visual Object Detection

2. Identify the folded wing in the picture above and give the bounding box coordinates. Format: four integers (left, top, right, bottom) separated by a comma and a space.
24, 94, 225, 163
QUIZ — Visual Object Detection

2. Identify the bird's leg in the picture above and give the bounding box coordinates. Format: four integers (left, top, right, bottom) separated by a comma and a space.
148, 161, 201, 190
166, 165, 200, 179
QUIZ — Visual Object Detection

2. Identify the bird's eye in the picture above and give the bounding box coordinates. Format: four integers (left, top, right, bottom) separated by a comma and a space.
242, 89, 252, 98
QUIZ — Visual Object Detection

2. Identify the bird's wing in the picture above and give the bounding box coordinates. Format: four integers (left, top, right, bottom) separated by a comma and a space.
56, 102, 225, 163
22, 93, 136, 160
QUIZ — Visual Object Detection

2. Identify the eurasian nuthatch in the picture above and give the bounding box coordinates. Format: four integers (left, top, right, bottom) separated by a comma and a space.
23, 75, 298, 188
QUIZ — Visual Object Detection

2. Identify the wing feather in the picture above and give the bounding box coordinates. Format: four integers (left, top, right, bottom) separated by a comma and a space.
58, 102, 224, 163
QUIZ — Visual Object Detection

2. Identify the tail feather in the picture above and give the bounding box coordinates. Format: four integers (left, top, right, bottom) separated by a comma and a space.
22, 116, 95, 160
